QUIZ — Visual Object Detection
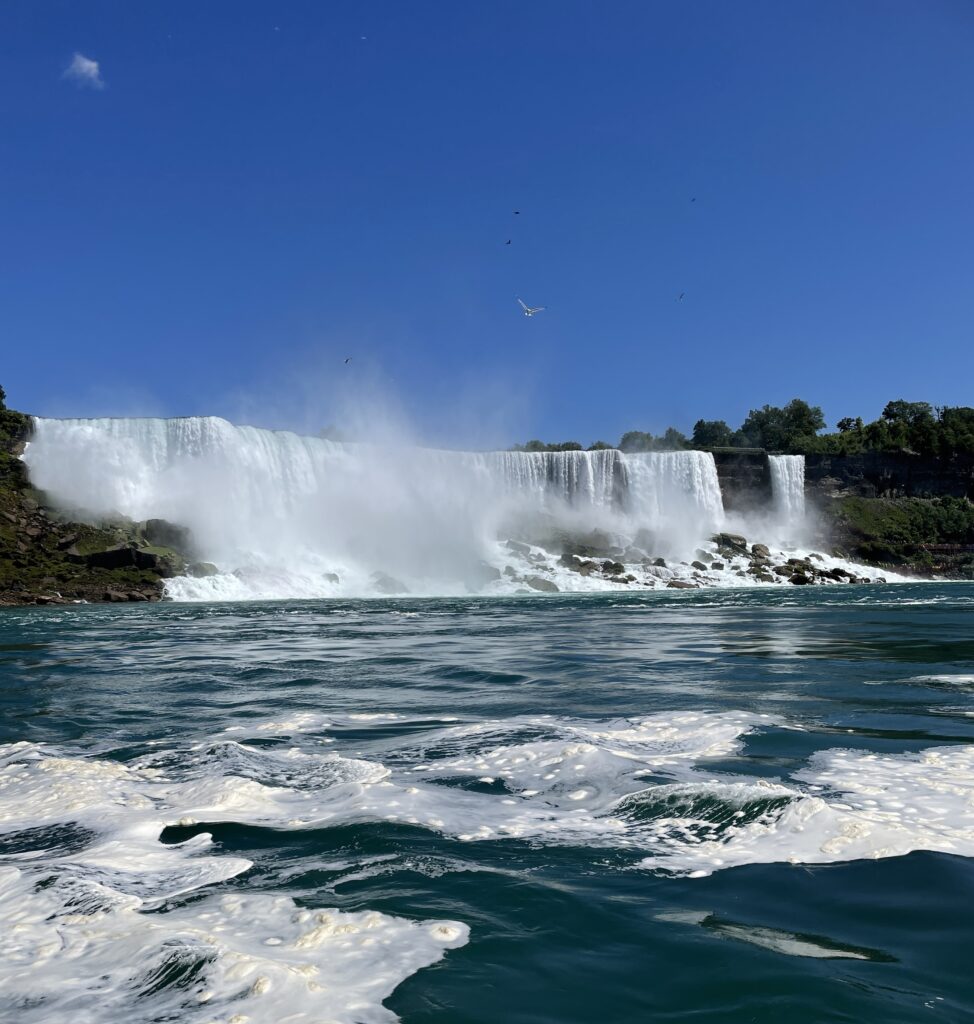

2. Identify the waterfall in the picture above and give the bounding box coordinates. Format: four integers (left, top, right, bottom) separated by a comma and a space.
24, 417, 726, 598
768, 454, 806, 527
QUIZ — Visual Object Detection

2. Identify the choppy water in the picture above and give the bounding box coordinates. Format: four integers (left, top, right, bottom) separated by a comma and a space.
2, 585, 973, 1023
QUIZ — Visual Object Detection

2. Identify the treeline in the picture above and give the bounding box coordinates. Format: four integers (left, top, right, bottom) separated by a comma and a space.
513, 399, 974, 458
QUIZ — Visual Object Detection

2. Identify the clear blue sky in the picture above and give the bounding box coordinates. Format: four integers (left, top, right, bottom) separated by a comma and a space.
2, 1, 972, 447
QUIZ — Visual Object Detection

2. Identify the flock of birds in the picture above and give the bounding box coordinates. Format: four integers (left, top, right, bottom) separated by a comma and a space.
344, 200, 695, 363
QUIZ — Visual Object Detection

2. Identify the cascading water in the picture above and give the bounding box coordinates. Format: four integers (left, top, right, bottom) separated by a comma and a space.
24, 417, 729, 598
768, 454, 806, 532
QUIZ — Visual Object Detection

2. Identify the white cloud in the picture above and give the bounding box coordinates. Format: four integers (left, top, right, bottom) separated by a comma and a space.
63, 53, 104, 89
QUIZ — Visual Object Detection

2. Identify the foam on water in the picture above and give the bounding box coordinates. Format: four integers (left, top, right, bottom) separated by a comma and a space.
4, 709, 974, 1014
0, 741, 467, 1023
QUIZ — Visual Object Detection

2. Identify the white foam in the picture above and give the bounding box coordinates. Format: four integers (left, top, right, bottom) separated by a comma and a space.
0, 741, 467, 1023
639, 744, 974, 876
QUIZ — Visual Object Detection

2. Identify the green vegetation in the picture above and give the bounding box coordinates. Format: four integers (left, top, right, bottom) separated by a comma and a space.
514, 399, 974, 457
834, 496, 974, 574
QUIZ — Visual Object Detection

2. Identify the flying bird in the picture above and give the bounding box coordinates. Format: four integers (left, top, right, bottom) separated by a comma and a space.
505, 239, 511, 245
513, 210, 520, 215
345, 357, 352, 364
678, 293, 685, 301
517, 298, 545, 317
690, 197, 696, 203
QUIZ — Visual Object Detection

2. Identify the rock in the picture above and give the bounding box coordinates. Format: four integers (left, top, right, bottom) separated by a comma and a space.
143, 519, 193, 554
24, 525, 42, 539
653, 557, 667, 567
86, 545, 140, 570
666, 580, 696, 589
808, 552, 824, 561
127, 591, 149, 601
691, 560, 708, 571
773, 565, 792, 576
34, 595, 64, 605
789, 574, 810, 585
711, 562, 724, 570
503, 566, 518, 578
713, 532, 748, 553
56, 534, 79, 550
751, 543, 770, 558
694, 549, 712, 564
601, 560, 625, 575
524, 576, 559, 593
876, 577, 887, 584
188, 562, 220, 578
505, 540, 532, 556
103, 590, 129, 602
371, 572, 409, 595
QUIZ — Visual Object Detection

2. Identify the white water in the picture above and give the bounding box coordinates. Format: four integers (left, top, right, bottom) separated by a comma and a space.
25, 416, 729, 598
768, 454, 806, 528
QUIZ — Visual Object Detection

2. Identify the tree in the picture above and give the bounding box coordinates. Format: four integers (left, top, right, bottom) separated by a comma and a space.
618, 430, 654, 453
691, 419, 733, 447
737, 399, 825, 452
660, 427, 689, 450
587, 440, 613, 450
0, 384, 5, 411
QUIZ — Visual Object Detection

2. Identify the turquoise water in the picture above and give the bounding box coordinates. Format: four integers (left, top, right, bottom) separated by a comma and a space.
2, 585, 973, 1022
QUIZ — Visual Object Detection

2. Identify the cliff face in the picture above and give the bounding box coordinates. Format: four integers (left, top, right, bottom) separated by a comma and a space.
711, 452, 771, 512
804, 452, 974, 500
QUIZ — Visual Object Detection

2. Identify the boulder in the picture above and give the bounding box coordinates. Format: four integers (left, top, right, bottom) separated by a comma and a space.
524, 576, 559, 593
751, 543, 770, 558
188, 562, 220, 578
773, 565, 792, 576
711, 562, 724, 570
127, 591, 149, 602
143, 519, 194, 554
666, 580, 696, 589
103, 590, 129, 602
713, 532, 748, 554
691, 560, 708, 571
505, 539, 532, 556
653, 557, 667, 567
601, 560, 625, 575
789, 573, 810, 585
503, 566, 518, 578
371, 572, 409, 595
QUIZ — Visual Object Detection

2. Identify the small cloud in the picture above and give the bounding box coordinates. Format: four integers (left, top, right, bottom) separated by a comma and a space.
63, 53, 104, 89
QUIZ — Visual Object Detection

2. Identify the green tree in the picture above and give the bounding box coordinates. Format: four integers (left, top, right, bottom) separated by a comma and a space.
0, 384, 5, 411
660, 427, 689, 450
691, 419, 733, 447
737, 399, 825, 452
587, 440, 613, 451
618, 430, 654, 453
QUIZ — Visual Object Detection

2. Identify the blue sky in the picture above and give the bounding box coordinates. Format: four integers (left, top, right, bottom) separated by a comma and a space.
2, 1, 972, 447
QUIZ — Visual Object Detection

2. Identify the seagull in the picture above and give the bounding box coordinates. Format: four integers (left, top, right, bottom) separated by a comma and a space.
678, 293, 685, 301
690, 197, 696, 203
517, 298, 545, 317
505, 239, 511, 245
345, 357, 352, 364
513, 210, 520, 215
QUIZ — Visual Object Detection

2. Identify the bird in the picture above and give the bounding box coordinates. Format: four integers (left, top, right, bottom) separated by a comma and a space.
517, 298, 545, 317
513, 210, 520, 215
344, 357, 352, 364
505, 239, 511, 245
690, 197, 696, 203
678, 293, 685, 301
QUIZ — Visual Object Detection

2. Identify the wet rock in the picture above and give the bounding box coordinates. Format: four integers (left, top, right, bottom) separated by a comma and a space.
601, 560, 625, 575
711, 562, 725, 570
525, 576, 559, 593
713, 532, 748, 554
143, 519, 194, 554
103, 590, 129, 602
751, 543, 770, 558
127, 591, 149, 601
56, 534, 79, 550
188, 562, 220, 578
789, 573, 810, 585
505, 539, 532, 556
503, 566, 517, 578
653, 557, 667, 567
691, 560, 708, 571
773, 565, 792, 576
666, 580, 696, 589
371, 572, 410, 595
